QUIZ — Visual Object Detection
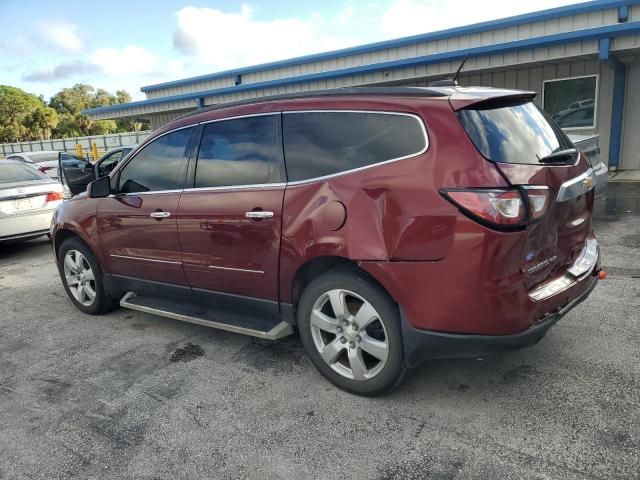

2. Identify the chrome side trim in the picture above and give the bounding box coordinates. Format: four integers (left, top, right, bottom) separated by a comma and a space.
119, 292, 293, 340
556, 168, 595, 202
112, 110, 428, 192
208, 265, 264, 275
283, 110, 429, 187
197, 112, 279, 126
182, 182, 286, 193
110, 254, 182, 265
109, 189, 183, 198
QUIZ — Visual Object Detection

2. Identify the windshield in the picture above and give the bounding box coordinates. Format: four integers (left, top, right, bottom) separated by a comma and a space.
456, 102, 574, 164
0, 163, 48, 183
28, 153, 60, 163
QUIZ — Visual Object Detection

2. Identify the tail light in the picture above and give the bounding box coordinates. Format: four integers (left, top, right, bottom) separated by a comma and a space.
46, 191, 64, 203
441, 186, 550, 229
523, 187, 551, 219
38, 166, 54, 174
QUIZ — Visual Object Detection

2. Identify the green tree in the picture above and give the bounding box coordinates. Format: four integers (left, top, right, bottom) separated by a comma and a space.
24, 106, 59, 140
90, 119, 118, 135
0, 85, 44, 142
49, 83, 94, 116
48, 84, 142, 137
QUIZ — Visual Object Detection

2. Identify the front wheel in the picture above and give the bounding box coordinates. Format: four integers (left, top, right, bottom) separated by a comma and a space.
57, 237, 118, 315
297, 269, 406, 396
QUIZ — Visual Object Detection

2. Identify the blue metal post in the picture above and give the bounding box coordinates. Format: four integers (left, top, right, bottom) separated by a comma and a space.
599, 38, 627, 170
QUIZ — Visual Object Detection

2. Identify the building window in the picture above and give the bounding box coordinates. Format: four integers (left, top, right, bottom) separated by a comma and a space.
543, 75, 598, 130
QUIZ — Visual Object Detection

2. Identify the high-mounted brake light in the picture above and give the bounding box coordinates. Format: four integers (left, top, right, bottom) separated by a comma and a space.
442, 186, 551, 229
46, 191, 64, 203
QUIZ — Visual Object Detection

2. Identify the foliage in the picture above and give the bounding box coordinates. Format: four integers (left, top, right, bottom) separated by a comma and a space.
0, 85, 45, 142
0, 83, 148, 143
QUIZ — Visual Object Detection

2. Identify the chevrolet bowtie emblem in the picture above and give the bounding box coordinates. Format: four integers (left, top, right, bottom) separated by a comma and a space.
583, 176, 594, 190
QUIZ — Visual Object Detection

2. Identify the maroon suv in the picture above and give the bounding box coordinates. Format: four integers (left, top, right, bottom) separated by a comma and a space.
53, 87, 602, 395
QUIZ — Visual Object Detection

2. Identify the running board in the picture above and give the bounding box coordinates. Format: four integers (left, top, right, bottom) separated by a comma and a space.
120, 292, 293, 340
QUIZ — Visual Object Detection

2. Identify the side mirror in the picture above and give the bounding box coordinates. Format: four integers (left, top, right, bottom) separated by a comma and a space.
87, 176, 111, 198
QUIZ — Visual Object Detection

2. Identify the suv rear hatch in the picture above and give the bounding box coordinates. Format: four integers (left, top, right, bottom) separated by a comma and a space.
451, 91, 596, 290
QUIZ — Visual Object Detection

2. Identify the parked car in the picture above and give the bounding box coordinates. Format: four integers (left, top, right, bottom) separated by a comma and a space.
0, 160, 64, 243
553, 105, 594, 129
4, 151, 85, 180
59, 147, 133, 196
52, 87, 602, 395
568, 134, 607, 198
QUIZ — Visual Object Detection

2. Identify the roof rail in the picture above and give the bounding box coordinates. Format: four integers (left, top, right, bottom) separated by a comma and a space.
174, 86, 449, 121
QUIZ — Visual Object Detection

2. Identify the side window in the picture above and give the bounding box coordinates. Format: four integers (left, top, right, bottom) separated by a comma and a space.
60, 153, 91, 169
99, 151, 123, 176
118, 127, 193, 193
194, 115, 282, 188
283, 112, 427, 182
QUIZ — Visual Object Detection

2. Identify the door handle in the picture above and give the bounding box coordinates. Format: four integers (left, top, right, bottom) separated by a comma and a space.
150, 211, 171, 219
245, 211, 274, 219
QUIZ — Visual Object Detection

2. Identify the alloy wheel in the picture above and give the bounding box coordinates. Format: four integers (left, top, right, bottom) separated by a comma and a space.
310, 289, 389, 381
63, 250, 96, 306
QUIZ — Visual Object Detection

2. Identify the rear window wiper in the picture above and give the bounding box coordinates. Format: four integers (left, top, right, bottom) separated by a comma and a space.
537, 148, 578, 164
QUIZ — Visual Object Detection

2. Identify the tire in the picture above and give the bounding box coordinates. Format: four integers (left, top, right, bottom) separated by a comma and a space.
297, 268, 406, 396
57, 237, 118, 315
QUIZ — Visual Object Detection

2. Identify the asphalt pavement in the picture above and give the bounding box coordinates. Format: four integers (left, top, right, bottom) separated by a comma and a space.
0, 183, 638, 479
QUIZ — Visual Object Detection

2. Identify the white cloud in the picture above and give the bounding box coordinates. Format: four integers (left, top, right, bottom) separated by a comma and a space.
90, 45, 158, 77
335, 1, 355, 25
381, 0, 584, 39
36, 20, 84, 53
172, 4, 355, 71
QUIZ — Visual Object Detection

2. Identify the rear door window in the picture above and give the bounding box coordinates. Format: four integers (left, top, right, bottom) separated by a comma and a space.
283, 111, 427, 182
118, 127, 193, 194
456, 102, 574, 165
194, 115, 283, 188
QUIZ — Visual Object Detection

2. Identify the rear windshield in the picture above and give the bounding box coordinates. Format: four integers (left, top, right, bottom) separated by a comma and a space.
0, 163, 47, 183
456, 102, 574, 164
29, 153, 59, 163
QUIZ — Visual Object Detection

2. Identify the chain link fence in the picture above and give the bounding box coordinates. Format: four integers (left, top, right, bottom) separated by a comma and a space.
0, 131, 152, 160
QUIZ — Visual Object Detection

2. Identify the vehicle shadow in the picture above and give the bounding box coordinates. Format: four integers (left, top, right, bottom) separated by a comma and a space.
0, 237, 51, 262
392, 345, 561, 401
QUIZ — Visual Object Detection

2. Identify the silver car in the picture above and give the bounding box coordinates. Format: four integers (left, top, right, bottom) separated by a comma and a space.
568, 134, 608, 198
0, 160, 64, 243
4, 151, 84, 180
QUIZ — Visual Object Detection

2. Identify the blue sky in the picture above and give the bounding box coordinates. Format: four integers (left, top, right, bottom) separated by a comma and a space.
0, 0, 583, 101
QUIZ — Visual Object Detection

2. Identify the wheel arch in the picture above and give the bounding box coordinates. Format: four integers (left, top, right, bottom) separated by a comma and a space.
288, 255, 398, 316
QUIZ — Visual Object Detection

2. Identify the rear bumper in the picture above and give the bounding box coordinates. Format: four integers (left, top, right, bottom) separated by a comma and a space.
401, 275, 598, 367
0, 210, 55, 241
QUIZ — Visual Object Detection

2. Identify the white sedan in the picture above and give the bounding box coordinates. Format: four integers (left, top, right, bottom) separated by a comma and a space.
4, 150, 86, 180
0, 160, 64, 243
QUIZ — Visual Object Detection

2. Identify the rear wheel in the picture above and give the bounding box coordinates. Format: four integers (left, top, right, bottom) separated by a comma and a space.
57, 237, 118, 315
297, 269, 406, 396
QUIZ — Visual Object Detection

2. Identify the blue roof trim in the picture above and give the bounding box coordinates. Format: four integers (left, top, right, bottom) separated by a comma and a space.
140, 0, 640, 93
83, 21, 640, 116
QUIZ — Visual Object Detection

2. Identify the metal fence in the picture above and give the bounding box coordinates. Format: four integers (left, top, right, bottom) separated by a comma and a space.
0, 131, 152, 158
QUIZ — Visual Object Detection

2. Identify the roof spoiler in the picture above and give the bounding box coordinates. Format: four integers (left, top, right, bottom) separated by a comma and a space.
449, 90, 537, 111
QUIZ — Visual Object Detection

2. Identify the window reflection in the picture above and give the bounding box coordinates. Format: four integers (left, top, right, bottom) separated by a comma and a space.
457, 102, 573, 165
195, 116, 280, 188
283, 112, 426, 182
118, 128, 193, 193
543, 76, 597, 129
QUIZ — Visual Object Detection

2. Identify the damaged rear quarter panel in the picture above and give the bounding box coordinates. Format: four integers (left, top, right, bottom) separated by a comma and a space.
279, 100, 508, 303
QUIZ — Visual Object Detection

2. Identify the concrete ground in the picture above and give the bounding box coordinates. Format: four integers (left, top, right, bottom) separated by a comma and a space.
1, 184, 638, 480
